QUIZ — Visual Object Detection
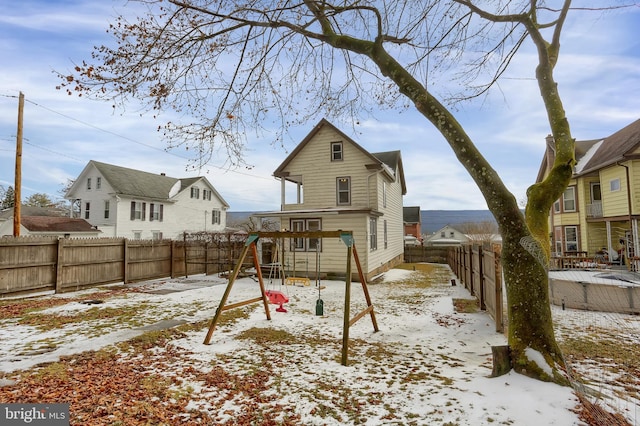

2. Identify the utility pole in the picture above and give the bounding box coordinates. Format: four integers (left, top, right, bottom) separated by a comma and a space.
13, 91, 24, 237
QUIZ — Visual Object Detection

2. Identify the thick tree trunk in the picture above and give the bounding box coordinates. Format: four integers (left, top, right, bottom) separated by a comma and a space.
314, 6, 571, 384
501, 215, 568, 384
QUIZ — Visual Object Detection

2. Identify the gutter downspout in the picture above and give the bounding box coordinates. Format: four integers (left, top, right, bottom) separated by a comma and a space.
115, 194, 120, 237
618, 162, 633, 264
366, 170, 382, 209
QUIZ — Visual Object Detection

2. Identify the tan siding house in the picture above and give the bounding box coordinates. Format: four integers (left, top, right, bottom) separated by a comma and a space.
255, 119, 407, 281
537, 118, 640, 264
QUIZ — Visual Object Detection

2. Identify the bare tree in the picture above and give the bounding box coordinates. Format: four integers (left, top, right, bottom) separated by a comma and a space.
23, 193, 54, 208
57, 0, 635, 383
227, 216, 279, 233
457, 220, 500, 244
58, 179, 80, 217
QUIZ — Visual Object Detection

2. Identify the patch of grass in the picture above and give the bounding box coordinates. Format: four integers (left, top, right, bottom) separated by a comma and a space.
175, 319, 209, 333
236, 327, 303, 346
453, 298, 479, 313
123, 328, 179, 350
560, 335, 640, 367
391, 264, 453, 289
217, 306, 255, 329
17, 338, 60, 355
395, 263, 439, 273
18, 303, 155, 331
33, 362, 68, 381
0, 288, 139, 321
362, 341, 397, 363
141, 375, 174, 398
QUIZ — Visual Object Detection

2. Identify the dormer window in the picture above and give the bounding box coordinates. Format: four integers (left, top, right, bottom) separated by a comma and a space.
331, 142, 343, 161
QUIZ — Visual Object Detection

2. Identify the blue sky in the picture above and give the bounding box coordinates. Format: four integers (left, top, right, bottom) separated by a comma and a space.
1, 1, 639, 212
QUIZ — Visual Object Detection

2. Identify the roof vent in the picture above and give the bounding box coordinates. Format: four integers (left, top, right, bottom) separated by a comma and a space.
160, 172, 166, 176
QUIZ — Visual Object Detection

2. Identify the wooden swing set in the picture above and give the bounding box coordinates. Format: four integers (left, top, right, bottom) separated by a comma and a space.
203, 230, 379, 366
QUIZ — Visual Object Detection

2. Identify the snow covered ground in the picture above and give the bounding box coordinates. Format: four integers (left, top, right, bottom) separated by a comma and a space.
1, 263, 634, 425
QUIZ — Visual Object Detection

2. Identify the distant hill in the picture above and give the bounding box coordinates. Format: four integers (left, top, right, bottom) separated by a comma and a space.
227, 211, 255, 225
228, 210, 496, 235
421, 210, 496, 234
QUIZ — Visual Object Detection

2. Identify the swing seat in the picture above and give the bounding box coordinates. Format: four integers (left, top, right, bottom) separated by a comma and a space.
266, 290, 289, 305
285, 277, 311, 286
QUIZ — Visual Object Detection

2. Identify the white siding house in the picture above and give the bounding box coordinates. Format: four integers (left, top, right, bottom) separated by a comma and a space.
255, 119, 407, 281
424, 225, 469, 246
65, 161, 229, 240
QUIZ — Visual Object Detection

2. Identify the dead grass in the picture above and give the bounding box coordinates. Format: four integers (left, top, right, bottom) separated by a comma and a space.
453, 298, 479, 313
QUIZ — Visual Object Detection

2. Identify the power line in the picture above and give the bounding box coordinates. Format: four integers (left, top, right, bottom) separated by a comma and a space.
21, 97, 274, 181
24, 140, 85, 162
24, 98, 191, 160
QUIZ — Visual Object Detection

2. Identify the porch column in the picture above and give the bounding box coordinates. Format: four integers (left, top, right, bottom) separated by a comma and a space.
280, 177, 285, 209
606, 221, 613, 254
633, 219, 639, 259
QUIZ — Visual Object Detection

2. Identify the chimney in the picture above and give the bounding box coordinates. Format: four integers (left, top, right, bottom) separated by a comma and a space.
545, 134, 556, 170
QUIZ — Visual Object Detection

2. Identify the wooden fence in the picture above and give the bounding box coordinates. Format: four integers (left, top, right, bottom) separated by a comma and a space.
447, 243, 504, 333
0, 235, 253, 298
403, 246, 450, 264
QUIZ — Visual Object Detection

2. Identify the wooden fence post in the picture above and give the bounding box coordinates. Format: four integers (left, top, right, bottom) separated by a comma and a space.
183, 232, 188, 278
123, 238, 129, 284
170, 240, 176, 278
55, 238, 64, 294
494, 247, 504, 333
478, 244, 485, 310
204, 241, 209, 275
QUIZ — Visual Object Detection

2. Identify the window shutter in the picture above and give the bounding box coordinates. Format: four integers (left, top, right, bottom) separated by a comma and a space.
159, 204, 164, 222
142, 202, 146, 221
130, 201, 135, 220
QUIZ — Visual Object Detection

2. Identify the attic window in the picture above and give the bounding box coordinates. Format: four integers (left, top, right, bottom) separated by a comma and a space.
86, 178, 92, 190
191, 187, 200, 199
331, 142, 343, 161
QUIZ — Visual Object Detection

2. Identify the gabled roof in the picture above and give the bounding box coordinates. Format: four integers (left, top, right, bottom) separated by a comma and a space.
273, 119, 407, 194
0, 206, 68, 220
538, 119, 640, 181
90, 161, 182, 200
21, 216, 99, 233
403, 206, 421, 223
576, 118, 640, 176
68, 161, 229, 207
425, 225, 469, 243
373, 150, 407, 194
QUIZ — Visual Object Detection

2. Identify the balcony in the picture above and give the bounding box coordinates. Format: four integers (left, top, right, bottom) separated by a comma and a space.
587, 201, 603, 218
